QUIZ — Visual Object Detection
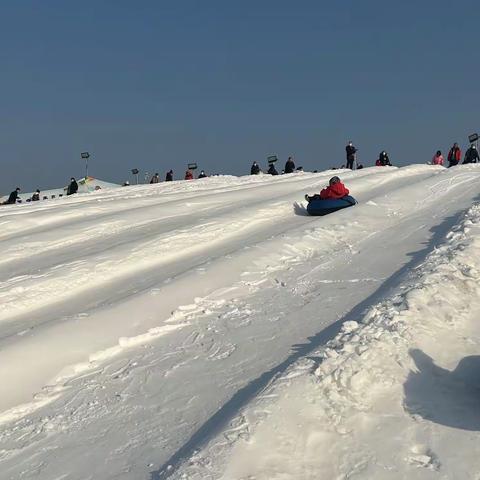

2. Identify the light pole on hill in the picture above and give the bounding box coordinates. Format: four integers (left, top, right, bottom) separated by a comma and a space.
468, 133, 479, 150
131, 168, 139, 185
81, 152, 90, 179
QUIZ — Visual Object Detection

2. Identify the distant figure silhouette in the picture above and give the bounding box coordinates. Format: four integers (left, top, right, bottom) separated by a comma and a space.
284, 156, 295, 173
67, 178, 78, 195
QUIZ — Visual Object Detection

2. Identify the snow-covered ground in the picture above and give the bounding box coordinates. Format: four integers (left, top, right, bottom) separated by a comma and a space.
0, 165, 479, 480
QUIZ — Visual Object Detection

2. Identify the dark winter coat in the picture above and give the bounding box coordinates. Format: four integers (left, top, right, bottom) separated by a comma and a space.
284, 159, 296, 174
4, 190, 19, 204
378, 152, 391, 166
447, 146, 461, 166
165, 171, 173, 181
463, 147, 479, 164
31, 192, 40, 201
251, 163, 261, 175
67, 180, 78, 195
198, 171, 207, 178
267, 164, 278, 175
346, 145, 357, 160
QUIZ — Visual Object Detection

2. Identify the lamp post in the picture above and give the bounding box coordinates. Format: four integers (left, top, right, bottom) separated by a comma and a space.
81, 152, 90, 179
468, 133, 479, 149
131, 168, 139, 185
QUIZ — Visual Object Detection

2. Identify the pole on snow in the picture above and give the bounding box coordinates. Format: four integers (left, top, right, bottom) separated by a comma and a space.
81, 152, 90, 179
468, 133, 479, 150
131, 168, 139, 185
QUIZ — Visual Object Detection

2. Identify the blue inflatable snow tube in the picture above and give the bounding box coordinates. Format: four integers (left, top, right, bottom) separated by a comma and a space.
306, 195, 357, 216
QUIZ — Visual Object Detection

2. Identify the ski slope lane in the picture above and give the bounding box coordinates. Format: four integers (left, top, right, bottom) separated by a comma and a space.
0, 165, 478, 480
0, 166, 438, 330
179, 199, 480, 480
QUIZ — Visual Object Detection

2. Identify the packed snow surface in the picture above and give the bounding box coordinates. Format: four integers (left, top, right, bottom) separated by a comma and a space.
0, 165, 479, 480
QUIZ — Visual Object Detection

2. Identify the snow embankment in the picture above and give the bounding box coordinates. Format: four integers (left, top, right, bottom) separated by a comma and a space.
175, 204, 480, 479
0, 165, 479, 480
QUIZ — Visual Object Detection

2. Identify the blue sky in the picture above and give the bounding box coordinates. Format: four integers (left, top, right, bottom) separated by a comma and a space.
0, 0, 478, 192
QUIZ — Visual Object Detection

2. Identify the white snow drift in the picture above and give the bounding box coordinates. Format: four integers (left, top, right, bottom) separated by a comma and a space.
0, 165, 479, 480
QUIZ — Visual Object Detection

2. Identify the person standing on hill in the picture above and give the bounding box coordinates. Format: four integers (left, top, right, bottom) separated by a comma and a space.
250, 161, 261, 175
447, 143, 461, 167
184, 170, 194, 180
165, 170, 173, 181
432, 150, 444, 165
2, 187, 20, 205
345, 141, 357, 169
463, 145, 479, 164
150, 173, 160, 183
284, 157, 296, 173
67, 178, 78, 195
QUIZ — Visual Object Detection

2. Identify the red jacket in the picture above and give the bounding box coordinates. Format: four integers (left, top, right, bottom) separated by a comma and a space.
320, 182, 350, 199
184, 170, 193, 180
448, 147, 461, 163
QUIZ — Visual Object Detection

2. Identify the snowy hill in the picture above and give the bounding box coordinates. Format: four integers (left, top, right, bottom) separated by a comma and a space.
0, 165, 479, 479
0, 176, 121, 204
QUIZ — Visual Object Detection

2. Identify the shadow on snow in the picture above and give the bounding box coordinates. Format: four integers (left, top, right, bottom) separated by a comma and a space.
404, 349, 480, 431
150, 199, 480, 479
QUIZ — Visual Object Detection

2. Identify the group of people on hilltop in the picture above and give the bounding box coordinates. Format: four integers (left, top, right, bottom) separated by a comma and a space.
344, 141, 391, 168
3, 138, 480, 206
251, 156, 296, 175
254, 140, 480, 175
438, 142, 479, 167
147, 169, 208, 183
344, 140, 479, 170
2, 177, 79, 205
183, 169, 207, 180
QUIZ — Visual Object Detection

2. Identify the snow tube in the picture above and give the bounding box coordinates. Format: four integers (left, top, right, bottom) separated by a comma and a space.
306, 195, 357, 216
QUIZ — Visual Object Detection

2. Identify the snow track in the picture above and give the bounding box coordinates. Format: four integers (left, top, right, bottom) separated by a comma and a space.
0, 165, 479, 480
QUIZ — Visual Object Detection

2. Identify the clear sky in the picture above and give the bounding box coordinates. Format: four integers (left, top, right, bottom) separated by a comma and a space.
0, 0, 479, 193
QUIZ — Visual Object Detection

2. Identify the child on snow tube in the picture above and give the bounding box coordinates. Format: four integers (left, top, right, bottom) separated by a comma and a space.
305, 176, 350, 202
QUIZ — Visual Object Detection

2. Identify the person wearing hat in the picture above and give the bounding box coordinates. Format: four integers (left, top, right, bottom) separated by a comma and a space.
250, 161, 261, 175
305, 176, 350, 202
67, 177, 78, 195
463, 144, 480, 164
3, 187, 21, 205
31, 189, 41, 201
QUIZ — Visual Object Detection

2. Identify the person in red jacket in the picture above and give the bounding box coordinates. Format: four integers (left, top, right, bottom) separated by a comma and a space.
184, 169, 194, 180
447, 143, 461, 167
305, 176, 349, 202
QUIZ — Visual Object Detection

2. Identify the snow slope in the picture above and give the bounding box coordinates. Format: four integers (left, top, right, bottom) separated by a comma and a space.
0, 177, 121, 204
0, 165, 479, 480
